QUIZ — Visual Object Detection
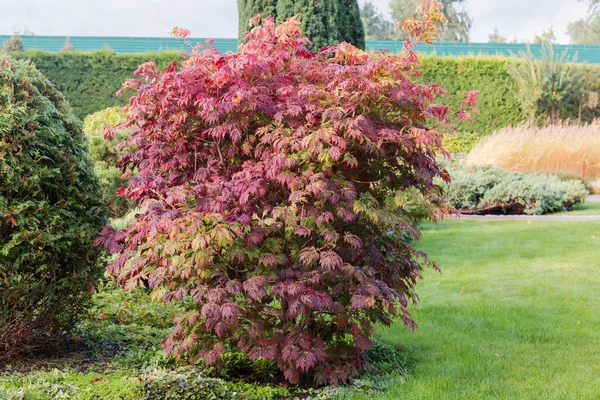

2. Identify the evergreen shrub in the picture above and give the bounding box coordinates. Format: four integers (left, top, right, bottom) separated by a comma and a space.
0, 55, 105, 359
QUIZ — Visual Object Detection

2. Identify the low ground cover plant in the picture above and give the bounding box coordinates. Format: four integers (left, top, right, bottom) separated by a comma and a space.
98, 3, 477, 385
465, 121, 600, 180
445, 164, 588, 215
0, 55, 105, 359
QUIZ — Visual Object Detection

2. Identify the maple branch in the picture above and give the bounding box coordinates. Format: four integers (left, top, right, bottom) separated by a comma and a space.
150, 188, 177, 210
216, 139, 225, 167
349, 178, 385, 185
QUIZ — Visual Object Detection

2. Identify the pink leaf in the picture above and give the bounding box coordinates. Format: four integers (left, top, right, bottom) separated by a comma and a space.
319, 250, 343, 270
299, 247, 320, 266
170, 26, 190, 38
243, 276, 267, 300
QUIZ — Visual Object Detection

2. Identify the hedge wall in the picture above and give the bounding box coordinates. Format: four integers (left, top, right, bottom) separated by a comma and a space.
420, 55, 524, 146
12, 51, 600, 150
12, 50, 182, 118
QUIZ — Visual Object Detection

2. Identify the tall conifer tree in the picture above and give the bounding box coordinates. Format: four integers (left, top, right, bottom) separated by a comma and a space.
237, 0, 278, 41
238, 0, 365, 50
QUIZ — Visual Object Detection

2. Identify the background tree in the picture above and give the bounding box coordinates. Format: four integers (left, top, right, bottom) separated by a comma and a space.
567, 16, 600, 44
487, 28, 507, 43
533, 28, 557, 44
390, 0, 472, 42
568, 1, 600, 44
237, 0, 277, 42
583, 0, 600, 12
338, 0, 366, 49
360, 1, 396, 40
237, 0, 365, 50
1, 33, 24, 52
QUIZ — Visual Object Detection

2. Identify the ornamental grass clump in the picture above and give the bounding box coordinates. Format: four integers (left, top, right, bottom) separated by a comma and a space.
466, 121, 600, 180
98, 1, 477, 385
0, 55, 106, 359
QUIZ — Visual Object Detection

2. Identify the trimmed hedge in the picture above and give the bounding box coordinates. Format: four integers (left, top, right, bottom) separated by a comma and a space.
420, 55, 524, 140
445, 164, 588, 215
420, 55, 600, 152
12, 50, 183, 118
10, 51, 600, 151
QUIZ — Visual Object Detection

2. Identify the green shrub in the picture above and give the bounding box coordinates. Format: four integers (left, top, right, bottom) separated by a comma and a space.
419, 55, 525, 141
445, 164, 588, 215
83, 107, 131, 217
419, 55, 600, 152
364, 339, 409, 377
506, 44, 588, 127
0, 55, 106, 359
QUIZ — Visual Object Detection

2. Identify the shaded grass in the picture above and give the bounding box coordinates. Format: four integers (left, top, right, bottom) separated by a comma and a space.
351, 219, 600, 399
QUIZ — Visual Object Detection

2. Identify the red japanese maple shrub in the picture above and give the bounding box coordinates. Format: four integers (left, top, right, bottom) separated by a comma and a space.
97, 2, 477, 385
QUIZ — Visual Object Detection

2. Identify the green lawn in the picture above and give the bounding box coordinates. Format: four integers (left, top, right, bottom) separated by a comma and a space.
3, 218, 600, 399
351, 219, 600, 400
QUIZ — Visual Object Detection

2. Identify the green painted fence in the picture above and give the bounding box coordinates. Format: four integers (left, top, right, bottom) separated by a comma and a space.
2, 35, 600, 63
368, 41, 600, 64
0, 36, 238, 54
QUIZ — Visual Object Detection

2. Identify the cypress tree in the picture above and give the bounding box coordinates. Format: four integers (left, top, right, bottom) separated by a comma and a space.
237, 0, 278, 42
342, 0, 366, 50
276, 0, 334, 50
238, 0, 365, 50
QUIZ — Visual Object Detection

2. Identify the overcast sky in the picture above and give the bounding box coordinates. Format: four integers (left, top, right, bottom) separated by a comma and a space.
0, 0, 591, 44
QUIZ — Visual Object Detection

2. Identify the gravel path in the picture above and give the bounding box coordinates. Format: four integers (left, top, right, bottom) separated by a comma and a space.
452, 195, 600, 221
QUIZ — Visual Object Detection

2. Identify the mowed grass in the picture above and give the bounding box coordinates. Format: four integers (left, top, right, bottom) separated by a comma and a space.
351, 219, 600, 400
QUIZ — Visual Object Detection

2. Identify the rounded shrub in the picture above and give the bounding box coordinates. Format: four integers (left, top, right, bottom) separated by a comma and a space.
98, 4, 477, 386
83, 107, 132, 218
445, 164, 588, 215
0, 55, 106, 358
